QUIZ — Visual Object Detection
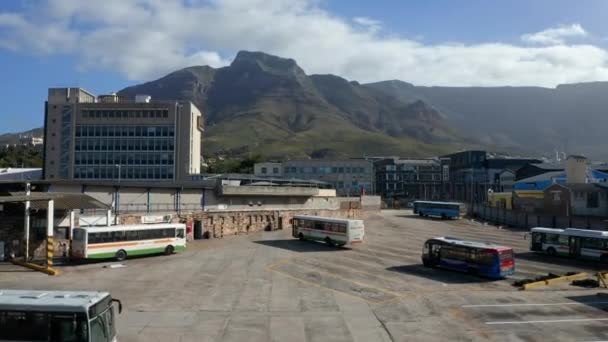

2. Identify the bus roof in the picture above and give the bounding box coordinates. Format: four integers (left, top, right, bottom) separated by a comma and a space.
0, 290, 109, 313
293, 215, 363, 224
429, 236, 512, 251
413, 200, 463, 206
531, 227, 608, 238
75, 223, 186, 232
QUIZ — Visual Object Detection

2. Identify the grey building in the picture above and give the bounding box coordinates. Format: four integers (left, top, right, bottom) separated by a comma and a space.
43, 88, 203, 182
374, 158, 445, 203
442, 150, 541, 203
277, 159, 373, 196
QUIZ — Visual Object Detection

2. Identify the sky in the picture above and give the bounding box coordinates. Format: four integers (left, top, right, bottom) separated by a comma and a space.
0, 0, 607, 132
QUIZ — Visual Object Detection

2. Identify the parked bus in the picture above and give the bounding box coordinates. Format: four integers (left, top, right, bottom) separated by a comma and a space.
292, 215, 365, 247
413, 201, 465, 219
72, 223, 187, 261
422, 237, 515, 279
0, 290, 122, 342
529, 227, 608, 263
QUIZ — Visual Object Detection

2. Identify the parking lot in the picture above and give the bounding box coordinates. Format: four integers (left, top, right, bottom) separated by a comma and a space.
1, 210, 608, 341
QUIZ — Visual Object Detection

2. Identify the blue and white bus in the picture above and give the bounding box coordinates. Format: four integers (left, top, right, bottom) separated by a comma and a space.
422, 237, 515, 279
413, 201, 465, 219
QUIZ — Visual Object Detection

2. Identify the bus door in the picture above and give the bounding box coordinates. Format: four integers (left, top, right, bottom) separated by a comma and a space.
569, 236, 581, 257
429, 243, 441, 264
292, 219, 298, 238
530, 232, 543, 251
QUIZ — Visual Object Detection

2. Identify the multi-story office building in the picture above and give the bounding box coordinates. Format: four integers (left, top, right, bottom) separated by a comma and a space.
441, 150, 540, 202
266, 159, 373, 196
374, 158, 446, 203
43, 88, 203, 182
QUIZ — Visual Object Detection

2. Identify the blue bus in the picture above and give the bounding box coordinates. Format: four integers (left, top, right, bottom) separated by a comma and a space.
422, 237, 515, 279
413, 201, 465, 219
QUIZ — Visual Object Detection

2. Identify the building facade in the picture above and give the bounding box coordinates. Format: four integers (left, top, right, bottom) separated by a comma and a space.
442, 150, 540, 203
43, 88, 203, 182
374, 158, 445, 203
279, 159, 374, 196
253, 162, 283, 178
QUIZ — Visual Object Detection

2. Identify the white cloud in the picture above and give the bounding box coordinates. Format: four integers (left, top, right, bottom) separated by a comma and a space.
0, 1, 607, 87
352, 16, 381, 33
522, 23, 588, 45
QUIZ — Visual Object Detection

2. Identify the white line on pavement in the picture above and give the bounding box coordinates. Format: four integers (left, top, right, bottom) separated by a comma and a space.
486, 318, 608, 325
463, 301, 608, 308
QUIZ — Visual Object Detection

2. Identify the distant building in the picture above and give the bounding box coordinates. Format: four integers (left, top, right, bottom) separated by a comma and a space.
0, 168, 42, 181
441, 150, 540, 203
253, 162, 283, 178
374, 158, 445, 203
272, 159, 374, 196
43, 87, 203, 182
516, 162, 563, 181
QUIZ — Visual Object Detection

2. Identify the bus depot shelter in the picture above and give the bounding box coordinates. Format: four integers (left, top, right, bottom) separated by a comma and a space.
0, 192, 109, 275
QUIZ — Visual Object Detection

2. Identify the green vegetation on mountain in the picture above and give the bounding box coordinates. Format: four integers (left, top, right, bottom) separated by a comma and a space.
0, 145, 42, 168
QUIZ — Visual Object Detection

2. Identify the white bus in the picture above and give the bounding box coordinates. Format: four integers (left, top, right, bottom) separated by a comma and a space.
72, 223, 187, 261
529, 227, 608, 263
292, 215, 365, 247
0, 289, 122, 342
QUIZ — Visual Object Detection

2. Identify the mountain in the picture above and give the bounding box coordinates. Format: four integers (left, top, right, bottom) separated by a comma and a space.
120, 51, 466, 158
117, 50, 608, 160
365, 80, 608, 159
0, 128, 44, 145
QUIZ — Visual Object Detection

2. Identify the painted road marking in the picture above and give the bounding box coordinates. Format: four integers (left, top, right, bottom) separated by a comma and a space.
486, 318, 608, 325
463, 301, 608, 308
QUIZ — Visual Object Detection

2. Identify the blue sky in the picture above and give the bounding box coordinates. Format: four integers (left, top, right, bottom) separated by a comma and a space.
1, 0, 607, 133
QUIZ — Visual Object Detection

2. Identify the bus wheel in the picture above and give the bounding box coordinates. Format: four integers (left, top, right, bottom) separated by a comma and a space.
601, 254, 608, 264
441, 214, 446, 220
115, 250, 127, 262
298, 233, 305, 241
164, 245, 175, 255
546, 247, 556, 256
419, 212, 423, 217
325, 237, 334, 247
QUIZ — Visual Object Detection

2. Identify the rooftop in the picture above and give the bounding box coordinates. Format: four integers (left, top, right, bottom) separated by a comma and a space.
0, 290, 110, 313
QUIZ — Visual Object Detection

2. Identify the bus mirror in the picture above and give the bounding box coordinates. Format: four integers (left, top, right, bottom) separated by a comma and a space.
112, 298, 123, 314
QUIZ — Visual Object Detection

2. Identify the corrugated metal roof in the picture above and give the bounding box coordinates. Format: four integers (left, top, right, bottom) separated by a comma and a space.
2, 192, 109, 210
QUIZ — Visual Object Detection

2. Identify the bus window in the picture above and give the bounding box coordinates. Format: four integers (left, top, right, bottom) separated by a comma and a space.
177, 229, 185, 239
545, 233, 559, 244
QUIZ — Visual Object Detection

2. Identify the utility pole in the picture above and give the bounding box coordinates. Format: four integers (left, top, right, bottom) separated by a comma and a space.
24, 182, 31, 261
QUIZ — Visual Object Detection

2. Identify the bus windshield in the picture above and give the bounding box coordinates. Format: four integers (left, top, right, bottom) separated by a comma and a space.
0, 311, 89, 342
89, 306, 116, 342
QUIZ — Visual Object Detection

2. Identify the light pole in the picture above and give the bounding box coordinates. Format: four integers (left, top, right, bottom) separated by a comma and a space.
115, 164, 121, 184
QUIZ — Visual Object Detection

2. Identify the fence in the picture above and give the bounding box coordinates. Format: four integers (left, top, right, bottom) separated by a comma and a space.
471, 204, 608, 230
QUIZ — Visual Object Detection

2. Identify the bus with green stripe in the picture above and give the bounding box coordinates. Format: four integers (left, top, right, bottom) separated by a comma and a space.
292, 215, 365, 247
72, 224, 187, 261
529, 227, 608, 262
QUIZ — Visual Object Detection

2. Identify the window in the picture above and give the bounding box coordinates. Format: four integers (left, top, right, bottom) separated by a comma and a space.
587, 192, 599, 208
273, 167, 279, 174
261, 167, 267, 174
551, 191, 561, 202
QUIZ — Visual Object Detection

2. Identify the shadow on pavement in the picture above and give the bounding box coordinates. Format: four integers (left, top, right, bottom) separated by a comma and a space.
386, 264, 496, 284
254, 239, 348, 253
0, 262, 34, 273
515, 252, 606, 271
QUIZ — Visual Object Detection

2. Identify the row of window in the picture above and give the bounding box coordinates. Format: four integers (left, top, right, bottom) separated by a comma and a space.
284, 166, 368, 174
75, 138, 175, 152
383, 173, 441, 181
294, 219, 348, 233
76, 125, 174, 138
541, 233, 608, 249
81, 109, 169, 119
74, 152, 174, 166
74, 166, 175, 180
438, 246, 497, 265
88, 228, 184, 244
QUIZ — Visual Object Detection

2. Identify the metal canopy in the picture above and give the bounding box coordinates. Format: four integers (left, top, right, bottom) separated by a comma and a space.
1, 192, 109, 210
